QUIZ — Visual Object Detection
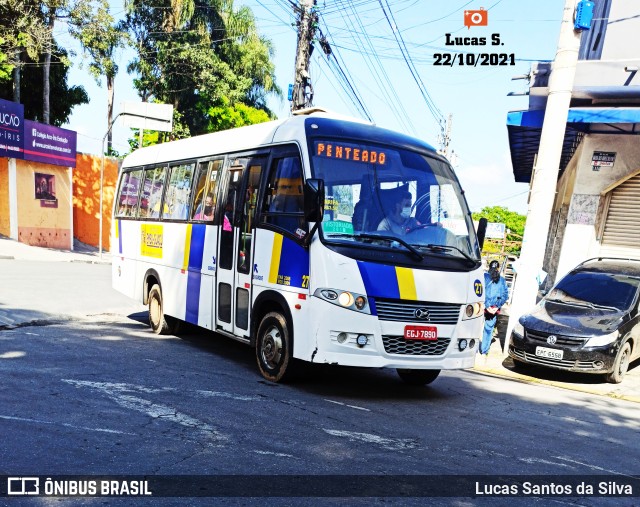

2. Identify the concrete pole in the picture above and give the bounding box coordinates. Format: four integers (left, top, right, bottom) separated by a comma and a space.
504, 0, 582, 353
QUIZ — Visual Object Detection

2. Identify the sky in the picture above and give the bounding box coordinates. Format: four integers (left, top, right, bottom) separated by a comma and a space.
60, 0, 568, 214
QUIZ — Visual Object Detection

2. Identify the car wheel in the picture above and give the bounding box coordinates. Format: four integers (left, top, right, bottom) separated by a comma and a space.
605, 341, 631, 384
256, 312, 292, 382
148, 284, 179, 335
396, 369, 441, 386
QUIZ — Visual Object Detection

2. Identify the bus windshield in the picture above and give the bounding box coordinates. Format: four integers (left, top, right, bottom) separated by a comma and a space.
310, 139, 479, 261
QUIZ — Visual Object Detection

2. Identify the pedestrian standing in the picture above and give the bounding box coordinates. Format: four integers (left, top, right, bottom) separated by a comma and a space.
480, 260, 509, 355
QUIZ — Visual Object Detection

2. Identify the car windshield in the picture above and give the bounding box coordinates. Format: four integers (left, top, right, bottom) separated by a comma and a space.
548, 271, 640, 311
309, 139, 479, 261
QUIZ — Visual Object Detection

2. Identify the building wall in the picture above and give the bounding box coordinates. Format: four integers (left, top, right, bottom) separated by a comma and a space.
73, 153, 119, 250
16, 159, 72, 249
553, 134, 640, 280
601, 0, 638, 60
0, 158, 9, 236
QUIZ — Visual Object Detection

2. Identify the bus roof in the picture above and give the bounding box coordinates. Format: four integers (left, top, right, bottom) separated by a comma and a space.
121, 110, 438, 169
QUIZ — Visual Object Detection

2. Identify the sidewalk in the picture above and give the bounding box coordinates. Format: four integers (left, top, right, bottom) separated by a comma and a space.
0, 236, 111, 264
473, 339, 640, 403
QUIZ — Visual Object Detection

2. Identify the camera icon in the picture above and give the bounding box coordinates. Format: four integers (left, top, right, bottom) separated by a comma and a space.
7, 477, 40, 495
464, 8, 488, 29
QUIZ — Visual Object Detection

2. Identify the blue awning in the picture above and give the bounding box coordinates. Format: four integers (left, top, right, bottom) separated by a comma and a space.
507, 107, 640, 183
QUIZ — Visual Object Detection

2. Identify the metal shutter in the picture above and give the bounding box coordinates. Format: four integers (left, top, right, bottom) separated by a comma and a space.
601, 173, 640, 256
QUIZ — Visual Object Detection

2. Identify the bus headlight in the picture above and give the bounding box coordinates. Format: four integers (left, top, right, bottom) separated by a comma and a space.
314, 288, 370, 314
462, 302, 484, 320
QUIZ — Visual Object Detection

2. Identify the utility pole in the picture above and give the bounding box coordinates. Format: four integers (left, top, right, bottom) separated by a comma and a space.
440, 114, 453, 159
504, 0, 583, 353
291, 0, 318, 112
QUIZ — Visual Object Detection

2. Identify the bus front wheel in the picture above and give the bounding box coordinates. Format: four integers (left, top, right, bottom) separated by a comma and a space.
396, 368, 440, 386
256, 312, 292, 382
148, 284, 179, 335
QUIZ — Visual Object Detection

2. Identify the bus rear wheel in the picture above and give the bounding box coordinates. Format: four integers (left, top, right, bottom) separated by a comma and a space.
396, 368, 440, 386
256, 312, 292, 383
148, 284, 179, 335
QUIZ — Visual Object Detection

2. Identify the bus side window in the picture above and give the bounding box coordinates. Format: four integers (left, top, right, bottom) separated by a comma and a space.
115, 169, 142, 218
191, 160, 221, 222
261, 156, 305, 236
163, 163, 194, 220
139, 166, 167, 219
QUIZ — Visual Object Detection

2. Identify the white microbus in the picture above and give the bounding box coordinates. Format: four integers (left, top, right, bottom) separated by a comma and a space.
112, 110, 488, 385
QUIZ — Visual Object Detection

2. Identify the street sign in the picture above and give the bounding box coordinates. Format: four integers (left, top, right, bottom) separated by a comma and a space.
119, 102, 173, 132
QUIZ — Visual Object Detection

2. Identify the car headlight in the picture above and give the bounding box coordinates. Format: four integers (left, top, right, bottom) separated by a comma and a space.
513, 321, 524, 338
585, 330, 619, 347
314, 288, 371, 314
462, 302, 484, 320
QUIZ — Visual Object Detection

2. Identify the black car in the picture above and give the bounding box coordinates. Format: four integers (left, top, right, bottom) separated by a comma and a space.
509, 258, 640, 383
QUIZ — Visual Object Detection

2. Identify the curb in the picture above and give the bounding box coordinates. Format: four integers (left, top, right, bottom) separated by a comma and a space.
471, 364, 640, 404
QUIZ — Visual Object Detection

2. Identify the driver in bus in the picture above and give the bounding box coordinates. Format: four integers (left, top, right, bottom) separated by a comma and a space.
377, 191, 419, 235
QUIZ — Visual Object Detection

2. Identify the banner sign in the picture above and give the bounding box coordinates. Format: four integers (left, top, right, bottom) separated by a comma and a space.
24, 120, 77, 167
0, 98, 24, 158
486, 222, 506, 239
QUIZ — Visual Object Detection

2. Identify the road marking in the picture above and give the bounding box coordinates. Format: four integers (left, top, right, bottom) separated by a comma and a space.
197, 390, 262, 401
554, 456, 636, 478
0, 414, 134, 435
324, 399, 370, 412
63, 380, 226, 441
0, 351, 26, 359
519, 457, 572, 468
253, 450, 295, 458
323, 429, 418, 450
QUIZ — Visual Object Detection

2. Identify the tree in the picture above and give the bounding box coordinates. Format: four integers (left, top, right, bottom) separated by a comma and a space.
0, 0, 48, 101
472, 206, 526, 255
124, 0, 280, 140
0, 41, 89, 126
71, 4, 129, 153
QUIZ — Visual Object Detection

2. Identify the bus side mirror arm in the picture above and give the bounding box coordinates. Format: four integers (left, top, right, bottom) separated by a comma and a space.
477, 217, 488, 251
303, 178, 325, 249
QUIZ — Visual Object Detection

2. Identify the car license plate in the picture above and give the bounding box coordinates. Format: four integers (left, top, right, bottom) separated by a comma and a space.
535, 346, 563, 360
404, 325, 437, 341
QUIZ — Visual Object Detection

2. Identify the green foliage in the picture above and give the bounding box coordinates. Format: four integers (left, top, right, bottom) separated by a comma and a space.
124, 0, 280, 142
473, 206, 526, 255
206, 99, 271, 131
0, 42, 88, 126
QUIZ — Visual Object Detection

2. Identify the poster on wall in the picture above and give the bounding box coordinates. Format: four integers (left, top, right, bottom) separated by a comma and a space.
35, 172, 58, 208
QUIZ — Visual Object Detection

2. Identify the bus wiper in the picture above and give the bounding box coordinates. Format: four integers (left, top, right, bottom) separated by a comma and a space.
422, 243, 475, 264
325, 232, 423, 261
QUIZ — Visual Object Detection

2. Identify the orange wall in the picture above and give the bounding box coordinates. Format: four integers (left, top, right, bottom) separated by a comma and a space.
0, 158, 8, 236
16, 159, 72, 249
73, 153, 119, 250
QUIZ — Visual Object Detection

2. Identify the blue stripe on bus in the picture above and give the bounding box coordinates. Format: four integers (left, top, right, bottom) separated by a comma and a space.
185, 224, 206, 325
277, 236, 310, 288
356, 261, 400, 300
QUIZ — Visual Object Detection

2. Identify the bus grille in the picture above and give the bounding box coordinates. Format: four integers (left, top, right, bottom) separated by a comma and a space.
382, 336, 451, 356
374, 299, 461, 325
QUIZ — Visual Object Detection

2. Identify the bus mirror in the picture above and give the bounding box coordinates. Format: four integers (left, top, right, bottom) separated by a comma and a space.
477, 217, 488, 251
304, 178, 325, 223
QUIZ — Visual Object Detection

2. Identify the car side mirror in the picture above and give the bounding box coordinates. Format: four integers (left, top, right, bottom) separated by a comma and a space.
304, 178, 325, 223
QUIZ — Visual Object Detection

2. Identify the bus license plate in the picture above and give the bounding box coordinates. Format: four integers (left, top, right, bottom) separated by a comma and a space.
535, 346, 563, 360
404, 326, 437, 341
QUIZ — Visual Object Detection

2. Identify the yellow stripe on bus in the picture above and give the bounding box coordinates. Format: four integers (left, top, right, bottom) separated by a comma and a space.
395, 266, 417, 301
115, 219, 119, 239
268, 233, 284, 284
183, 223, 193, 271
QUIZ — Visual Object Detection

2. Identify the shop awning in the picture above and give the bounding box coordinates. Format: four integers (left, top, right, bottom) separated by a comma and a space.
507, 107, 640, 183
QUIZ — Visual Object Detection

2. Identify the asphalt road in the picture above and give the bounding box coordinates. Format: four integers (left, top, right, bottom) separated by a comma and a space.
1, 261, 639, 505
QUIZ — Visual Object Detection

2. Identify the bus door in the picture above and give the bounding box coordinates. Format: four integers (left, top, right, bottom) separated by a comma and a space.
216, 155, 266, 337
